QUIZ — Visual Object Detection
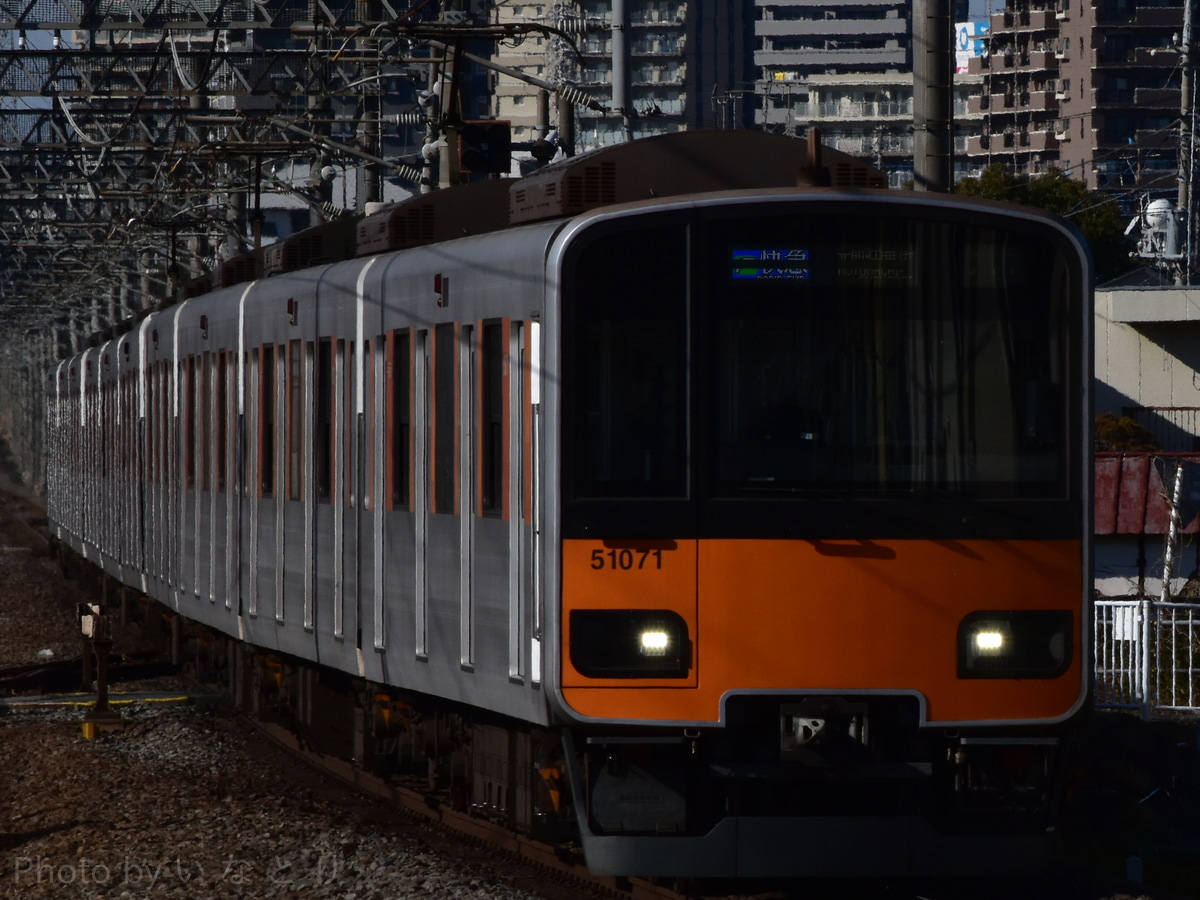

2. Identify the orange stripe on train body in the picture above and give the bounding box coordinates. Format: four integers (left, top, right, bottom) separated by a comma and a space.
560, 538, 1083, 725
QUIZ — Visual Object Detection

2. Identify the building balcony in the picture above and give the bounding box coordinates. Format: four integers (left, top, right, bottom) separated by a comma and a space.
755, 19, 905, 37
967, 134, 1000, 154
811, 99, 913, 121
1134, 87, 1180, 107
754, 48, 906, 67
1100, 47, 1181, 67
1097, 128, 1176, 150
1016, 9, 1056, 30
1134, 6, 1183, 27
1027, 50, 1057, 68
630, 14, 685, 27
629, 45, 686, 57
1095, 87, 1135, 105
968, 55, 989, 74
1027, 89, 1059, 111
1026, 130, 1059, 150
1097, 5, 1182, 27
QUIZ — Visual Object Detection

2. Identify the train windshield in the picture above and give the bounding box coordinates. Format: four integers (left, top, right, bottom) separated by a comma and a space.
560, 200, 1082, 533
709, 211, 1070, 497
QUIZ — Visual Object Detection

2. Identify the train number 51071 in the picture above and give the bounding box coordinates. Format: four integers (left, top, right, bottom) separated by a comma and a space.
590, 548, 664, 570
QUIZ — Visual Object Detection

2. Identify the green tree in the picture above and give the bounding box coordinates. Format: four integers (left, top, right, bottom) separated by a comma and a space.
957, 165, 1134, 282
1095, 412, 1158, 452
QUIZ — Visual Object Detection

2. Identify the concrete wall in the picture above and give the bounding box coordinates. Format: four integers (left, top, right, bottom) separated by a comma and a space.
1095, 286, 1200, 426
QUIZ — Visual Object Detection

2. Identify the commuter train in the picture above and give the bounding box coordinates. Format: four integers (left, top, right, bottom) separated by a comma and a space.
46, 131, 1092, 878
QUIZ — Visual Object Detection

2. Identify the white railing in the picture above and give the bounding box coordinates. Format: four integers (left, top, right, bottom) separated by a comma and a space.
1094, 599, 1200, 715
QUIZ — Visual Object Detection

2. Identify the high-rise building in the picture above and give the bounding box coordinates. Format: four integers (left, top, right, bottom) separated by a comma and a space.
966, 0, 1183, 194
490, 1, 752, 153
777, 72, 984, 187
751, 0, 988, 185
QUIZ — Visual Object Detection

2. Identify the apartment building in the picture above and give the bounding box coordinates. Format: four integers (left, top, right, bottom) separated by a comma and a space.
490, 1, 751, 152
759, 71, 984, 186
751, 0, 992, 185
967, 0, 1183, 192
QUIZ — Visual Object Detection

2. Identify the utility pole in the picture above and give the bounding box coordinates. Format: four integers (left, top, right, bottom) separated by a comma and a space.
913, 0, 953, 192
1178, 0, 1195, 283
612, 0, 633, 142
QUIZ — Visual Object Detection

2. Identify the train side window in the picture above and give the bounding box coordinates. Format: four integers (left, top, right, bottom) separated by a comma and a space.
316, 339, 333, 502
433, 323, 457, 514
388, 329, 412, 511
287, 340, 304, 501
260, 345, 275, 498
481, 320, 505, 517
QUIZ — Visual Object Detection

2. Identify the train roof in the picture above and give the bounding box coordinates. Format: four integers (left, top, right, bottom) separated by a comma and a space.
199, 130, 886, 289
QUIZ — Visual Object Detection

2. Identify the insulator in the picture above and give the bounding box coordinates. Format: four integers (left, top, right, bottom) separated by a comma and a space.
555, 84, 607, 113
392, 163, 427, 186
555, 15, 605, 35
389, 113, 428, 128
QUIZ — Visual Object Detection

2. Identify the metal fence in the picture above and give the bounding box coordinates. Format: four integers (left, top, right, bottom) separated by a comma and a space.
1094, 599, 1200, 715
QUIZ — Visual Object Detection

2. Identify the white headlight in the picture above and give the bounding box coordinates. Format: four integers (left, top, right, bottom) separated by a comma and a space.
974, 630, 1005, 653
639, 629, 670, 656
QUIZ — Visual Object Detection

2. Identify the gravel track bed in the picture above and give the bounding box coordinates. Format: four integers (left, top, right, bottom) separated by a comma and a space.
0, 478, 608, 900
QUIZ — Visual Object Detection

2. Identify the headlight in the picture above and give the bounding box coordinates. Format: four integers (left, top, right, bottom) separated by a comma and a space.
957, 610, 1073, 679
570, 609, 691, 678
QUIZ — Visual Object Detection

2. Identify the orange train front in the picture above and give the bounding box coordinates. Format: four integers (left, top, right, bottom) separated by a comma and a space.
543, 190, 1090, 876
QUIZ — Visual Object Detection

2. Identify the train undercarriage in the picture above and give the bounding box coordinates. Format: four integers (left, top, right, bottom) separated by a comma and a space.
66, 554, 1068, 881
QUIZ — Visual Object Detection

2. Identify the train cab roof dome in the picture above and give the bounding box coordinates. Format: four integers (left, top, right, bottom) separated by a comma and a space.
508, 129, 888, 225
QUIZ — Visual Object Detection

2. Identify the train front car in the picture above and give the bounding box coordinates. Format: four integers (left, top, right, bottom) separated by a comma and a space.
545, 191, 1091, 878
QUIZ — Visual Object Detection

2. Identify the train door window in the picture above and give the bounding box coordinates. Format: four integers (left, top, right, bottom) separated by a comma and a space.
216, 352, 228, 492
246, 349, 258, 497
201, 351, 212, 492
415, 329, 430, 659
522, 323, 533, 523
563, 224, 688, 499
159, 362, 169, 484
433, 323, 457, 514
332, 339, 344, 508
316, 339, 333, 502
481, 320, 505, 517
388, 329, 411, 511
185, 356, 197, 489
345, 342, 355, 506
147, 366, 157, 484
153, 362, 161, 485
287, 340, 304, 501
365, 339, 375, 510
260, 345, 275, 498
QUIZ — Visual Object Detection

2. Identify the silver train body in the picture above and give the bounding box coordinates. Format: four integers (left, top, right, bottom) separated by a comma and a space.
46, 131, 1092, 879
